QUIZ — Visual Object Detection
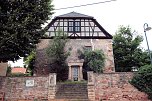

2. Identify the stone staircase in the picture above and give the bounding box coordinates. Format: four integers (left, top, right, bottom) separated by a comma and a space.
55, 83, 89, 101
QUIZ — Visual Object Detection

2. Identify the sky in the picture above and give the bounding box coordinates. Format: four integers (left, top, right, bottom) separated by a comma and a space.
52, 0, 152, 50
8, 57, 24, 67
9, 0, 152, 67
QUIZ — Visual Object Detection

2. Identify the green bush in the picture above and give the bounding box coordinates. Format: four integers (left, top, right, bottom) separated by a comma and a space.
6, 66, 12, 76
59, 80, 87, 84
84, 50, 105, 73
78, 49, 105, 73
9, 73, 30, 77
24, 51, 36, 76
130, 65, 152, 99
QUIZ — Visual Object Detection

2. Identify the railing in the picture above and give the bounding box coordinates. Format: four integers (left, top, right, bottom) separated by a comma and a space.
0, 92, 5, 101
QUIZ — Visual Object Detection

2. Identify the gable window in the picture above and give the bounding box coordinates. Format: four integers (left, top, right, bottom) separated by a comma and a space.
68, 21, 81, 33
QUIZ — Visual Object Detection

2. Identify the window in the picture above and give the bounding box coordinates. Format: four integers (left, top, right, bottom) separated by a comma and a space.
68, 21, 81, 33
68, 21, 74, 32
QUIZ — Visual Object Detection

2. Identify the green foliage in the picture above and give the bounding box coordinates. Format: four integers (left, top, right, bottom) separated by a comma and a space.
113, 26, 150, 72
59, 80, 87, 84
130, 65, 152, 99
46, 32, 69, 81
78, 49, 105, 73
133, 50, 151, 66
6, 66, 12, 76
24, 51, 36, 76
0, 0, 54, 62
84, 50, 105, 73
8, 73, 30, 77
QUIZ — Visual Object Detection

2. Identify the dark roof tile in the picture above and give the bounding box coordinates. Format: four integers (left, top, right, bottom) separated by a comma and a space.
56, 11, 93, 18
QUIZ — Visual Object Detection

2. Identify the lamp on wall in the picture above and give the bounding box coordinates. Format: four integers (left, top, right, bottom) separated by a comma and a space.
143, 23, 152, 65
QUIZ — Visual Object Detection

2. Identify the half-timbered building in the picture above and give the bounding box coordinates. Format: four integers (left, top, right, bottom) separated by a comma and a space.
35, 12, 115, 81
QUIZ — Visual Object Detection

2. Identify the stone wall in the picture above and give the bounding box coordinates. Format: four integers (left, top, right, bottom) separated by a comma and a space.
0, 73, 150, 101
0, 62, 8, 76
35, 39, 115, 75
94, 72, 150, 101
65, 39, 115, 73
0, 76, 49, 101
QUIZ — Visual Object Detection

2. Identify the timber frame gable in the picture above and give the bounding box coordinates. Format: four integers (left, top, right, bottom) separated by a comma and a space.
43, 12, 112, 39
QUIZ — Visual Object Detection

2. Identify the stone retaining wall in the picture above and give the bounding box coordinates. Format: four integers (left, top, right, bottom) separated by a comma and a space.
94, 72, 150, 101
1, 76, 48, 100
0, 75, 53, 101
0, 72, 150, 101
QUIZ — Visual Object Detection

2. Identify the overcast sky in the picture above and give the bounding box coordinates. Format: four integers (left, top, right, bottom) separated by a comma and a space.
52, 0, 152, 50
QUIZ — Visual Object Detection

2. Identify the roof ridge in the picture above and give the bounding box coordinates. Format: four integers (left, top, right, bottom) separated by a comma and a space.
56, 11, 93, 18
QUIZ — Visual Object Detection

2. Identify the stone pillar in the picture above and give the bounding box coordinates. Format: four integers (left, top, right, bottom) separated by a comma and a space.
104, 40, 115, 73
87, 71, 95, 101
48, 73, 56, 100
79, 65, 83, 81
68, 65, 72, 80
0, 62, 8, 76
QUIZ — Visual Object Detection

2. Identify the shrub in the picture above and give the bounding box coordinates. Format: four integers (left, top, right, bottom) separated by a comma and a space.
78, 49, 105, 73
9, 73, 30, 77
24, 51, 36, 76
6, 66, 12, 76
130, 65, 152, 99
84, 50, 105, 73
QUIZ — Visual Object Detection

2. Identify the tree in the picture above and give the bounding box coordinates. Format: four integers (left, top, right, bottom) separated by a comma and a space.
130, 65, 152, 99
0, 0, 54, 62
46, 32, 70, 81
113, 26, 150, 72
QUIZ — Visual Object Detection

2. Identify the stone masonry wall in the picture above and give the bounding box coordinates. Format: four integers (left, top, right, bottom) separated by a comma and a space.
94, 72, 150, 101
65, 39, 115, 73
0, 62, 7, 76
0, 73, 150, 101
35, 39, 115, 75
0, 76, 49, 101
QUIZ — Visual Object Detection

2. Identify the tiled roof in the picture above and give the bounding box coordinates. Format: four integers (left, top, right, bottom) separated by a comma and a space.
56, 11, 93, 18
11, 67, 26, 74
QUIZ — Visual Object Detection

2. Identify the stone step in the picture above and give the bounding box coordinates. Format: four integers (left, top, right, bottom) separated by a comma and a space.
56, 92, 88, 94
56, 90, 87, 92
56, 89, 87, 91
56, 90, 88, 92
56, 87, 88, 89
55, 96, 88, 99
56, 83, 87, 87
55, 83, 88, 100
56, 94, 88, 97
55, 98, 88, 100
56, 93, 88, 97
49, 99, 89, 101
